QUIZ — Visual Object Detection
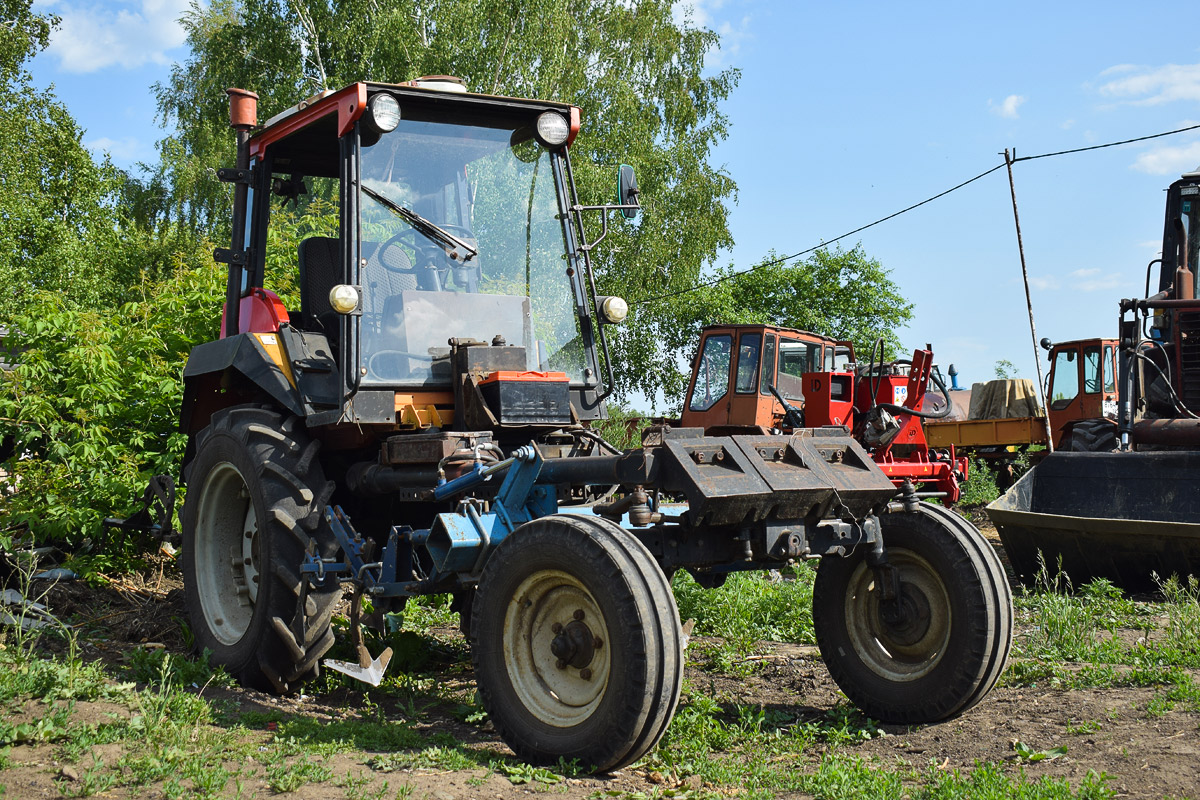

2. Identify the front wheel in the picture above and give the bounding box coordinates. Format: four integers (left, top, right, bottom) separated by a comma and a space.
813, 504, 1012, 723
470, 515, 682, 772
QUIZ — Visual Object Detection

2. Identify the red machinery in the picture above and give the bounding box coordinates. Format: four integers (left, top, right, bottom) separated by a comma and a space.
680, 325, 966, 503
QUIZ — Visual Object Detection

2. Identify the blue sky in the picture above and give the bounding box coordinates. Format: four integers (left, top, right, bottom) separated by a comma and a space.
28, 0, 1200, 408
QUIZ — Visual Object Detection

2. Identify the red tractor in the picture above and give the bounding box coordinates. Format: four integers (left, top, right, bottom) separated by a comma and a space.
680, 324, 967, 503
176, 80, 1011, 772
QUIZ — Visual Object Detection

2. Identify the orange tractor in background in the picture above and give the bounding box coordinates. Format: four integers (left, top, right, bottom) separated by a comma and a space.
679, 324, 968, 504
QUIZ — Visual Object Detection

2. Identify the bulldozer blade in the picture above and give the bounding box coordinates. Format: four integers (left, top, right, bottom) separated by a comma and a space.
323, 646, 393, 687
987, 451, 1200, 593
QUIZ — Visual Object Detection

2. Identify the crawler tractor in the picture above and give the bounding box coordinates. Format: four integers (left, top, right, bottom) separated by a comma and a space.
989, 172, 1200, 591
180, 80, 1012, 771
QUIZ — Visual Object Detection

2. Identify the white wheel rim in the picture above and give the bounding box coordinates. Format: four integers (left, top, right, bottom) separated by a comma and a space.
502, 569, 611, 728
194, 461, 259, 645
843, 549, 952, 682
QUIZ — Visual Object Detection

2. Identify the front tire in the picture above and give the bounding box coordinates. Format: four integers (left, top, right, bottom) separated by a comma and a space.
471, 515, 682, 772
813, 504, 1012, 723
182, 406, 341, 694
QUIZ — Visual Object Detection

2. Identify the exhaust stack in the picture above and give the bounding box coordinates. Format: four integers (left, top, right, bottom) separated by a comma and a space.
222, 88, 259, 337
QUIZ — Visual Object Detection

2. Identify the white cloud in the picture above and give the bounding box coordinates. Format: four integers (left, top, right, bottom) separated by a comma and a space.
1065, 267, 1121, 291
1097, 63, 1200, 106
1028, 275, 1061, 291
988, 94, 1026, 119
44, 0, 191, 73
85, 135, 146, 163
1076, 273, 1122, 292
1131, 140, 1200, 175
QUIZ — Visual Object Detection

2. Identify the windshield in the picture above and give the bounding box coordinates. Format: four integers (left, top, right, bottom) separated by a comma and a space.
357, 111, 584, 386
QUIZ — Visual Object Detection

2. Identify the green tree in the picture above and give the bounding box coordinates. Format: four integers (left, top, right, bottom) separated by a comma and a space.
0, 247, 223, 553
0, 0, 151, 318
0, 0, 53, 80
616, 245, 914, 409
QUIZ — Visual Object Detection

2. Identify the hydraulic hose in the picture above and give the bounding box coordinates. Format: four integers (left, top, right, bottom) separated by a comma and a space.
871, 358, 956, 420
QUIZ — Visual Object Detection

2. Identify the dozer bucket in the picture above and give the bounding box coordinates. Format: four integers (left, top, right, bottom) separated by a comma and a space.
986, 451, 1200, 592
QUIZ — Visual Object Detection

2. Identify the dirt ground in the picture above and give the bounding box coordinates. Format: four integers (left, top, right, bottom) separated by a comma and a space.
5, 523, 1200, 800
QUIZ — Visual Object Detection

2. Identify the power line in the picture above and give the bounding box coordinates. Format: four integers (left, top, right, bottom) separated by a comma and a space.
635, 122, 1200, 307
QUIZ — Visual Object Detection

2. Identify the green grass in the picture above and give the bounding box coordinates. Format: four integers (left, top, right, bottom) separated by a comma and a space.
6, 539, 1199, 800
672, 565, 816, 672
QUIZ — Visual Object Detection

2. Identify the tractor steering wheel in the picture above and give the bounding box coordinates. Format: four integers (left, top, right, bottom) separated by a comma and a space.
377, 225, 477, 275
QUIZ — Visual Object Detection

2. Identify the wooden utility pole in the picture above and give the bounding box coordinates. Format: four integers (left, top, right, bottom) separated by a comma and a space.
1003, 148, 1055, 452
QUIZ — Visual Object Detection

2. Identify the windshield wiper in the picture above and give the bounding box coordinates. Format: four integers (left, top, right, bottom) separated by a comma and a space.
361, 185, 478, 263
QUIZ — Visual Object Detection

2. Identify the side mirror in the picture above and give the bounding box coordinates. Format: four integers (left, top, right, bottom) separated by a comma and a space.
618, 164, 640, 220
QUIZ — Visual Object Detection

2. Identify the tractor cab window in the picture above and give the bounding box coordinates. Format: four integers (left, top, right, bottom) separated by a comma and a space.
1083, 345, 1102, 394
1104, 344, 1116, 393
689, 335, 732, 412
356, 110, 582, 386
1050, 348, 1079, 410
760, 335, 777, 396
777, 340, 822, 402
269, 174, 339, 324
735, 334, 762, 393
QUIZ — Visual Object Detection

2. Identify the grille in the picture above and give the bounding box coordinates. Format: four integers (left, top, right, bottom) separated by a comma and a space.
1177, 311, 1200, 413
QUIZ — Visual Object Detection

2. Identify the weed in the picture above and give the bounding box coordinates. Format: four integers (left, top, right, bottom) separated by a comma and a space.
56, 756, 116, 798
1013, 741, 1069, 762
265, 757, 333, 792
959, 455, 1003, 506
369, 744, 478, 772
498, 760, 564, 786
1065, 718, 1102, 735
126, 646, 231, 689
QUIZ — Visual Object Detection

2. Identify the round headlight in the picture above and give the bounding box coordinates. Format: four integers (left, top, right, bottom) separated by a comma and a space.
367, 93, 401, 133
328, 284, 361, 314
535, 111, 570, 147
599, 295, 629, 325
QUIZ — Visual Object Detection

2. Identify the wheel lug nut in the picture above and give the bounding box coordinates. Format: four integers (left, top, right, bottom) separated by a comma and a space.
556, 659, 567, 670
579, 668, 592, 680
573, 609, 585, 621
551, 622, 563, 634
593, 636, 603, 649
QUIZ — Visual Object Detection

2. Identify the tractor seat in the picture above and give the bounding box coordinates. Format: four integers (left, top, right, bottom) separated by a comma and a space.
298, 236, 340, 331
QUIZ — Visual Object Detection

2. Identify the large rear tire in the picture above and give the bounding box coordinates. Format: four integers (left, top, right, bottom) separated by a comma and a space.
1064, 418, 1118, 452
182, 406, 341, 694
813, 504, 1012, 723
470, 515, 682, 772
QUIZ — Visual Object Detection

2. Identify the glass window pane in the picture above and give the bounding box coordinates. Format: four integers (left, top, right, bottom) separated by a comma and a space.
1050, 349, 1080, 410
736, 334, 762, 394
1082, 346, 1102, 394
777, 340, 820, 402
1104, 345, 1116, 393
760, 335, 777, 395
689, 335, 732, 411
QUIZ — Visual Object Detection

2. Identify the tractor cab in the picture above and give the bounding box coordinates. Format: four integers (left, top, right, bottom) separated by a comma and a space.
197, 80, 630, 440
1042, 337, 1119, 442
680, 324, 853, 432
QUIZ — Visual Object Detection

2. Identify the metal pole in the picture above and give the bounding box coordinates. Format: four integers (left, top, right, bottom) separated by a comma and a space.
1003, 148, 1055, 452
